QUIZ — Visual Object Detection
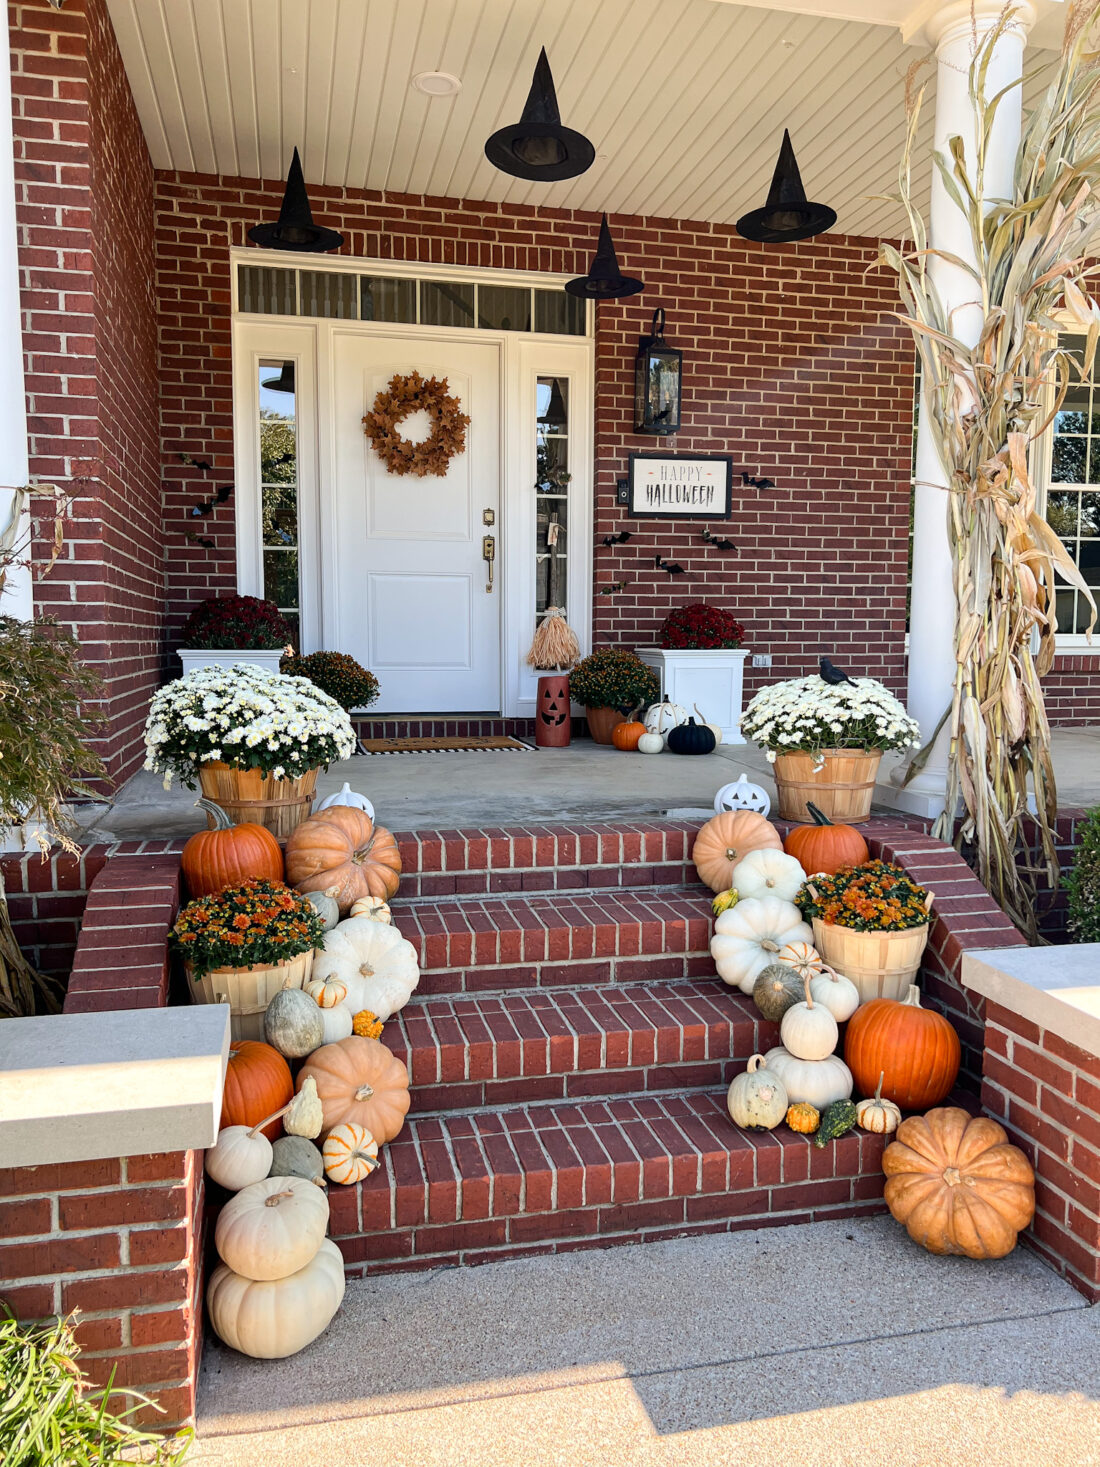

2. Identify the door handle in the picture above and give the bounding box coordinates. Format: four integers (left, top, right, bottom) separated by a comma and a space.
482, 533, 496, 593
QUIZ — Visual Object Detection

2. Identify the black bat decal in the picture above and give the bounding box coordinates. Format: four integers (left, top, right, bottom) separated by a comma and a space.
741, 471, 775, 491
191, 486, 235, 518
602, 530, 632, 547
654, 555, 687, 576
180, 453, 214, 472
701, 528, 737, 552
598, 580, 630, 595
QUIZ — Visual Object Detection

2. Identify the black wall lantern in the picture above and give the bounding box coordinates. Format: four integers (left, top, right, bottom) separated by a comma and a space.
634, 309, 682, 435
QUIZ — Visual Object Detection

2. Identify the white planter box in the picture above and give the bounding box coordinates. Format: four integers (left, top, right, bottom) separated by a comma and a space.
635, 647, 749, 744
178, 648, 286, 677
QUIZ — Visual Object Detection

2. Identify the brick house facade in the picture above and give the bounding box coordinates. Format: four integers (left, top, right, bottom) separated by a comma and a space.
9, 0, 1100, 785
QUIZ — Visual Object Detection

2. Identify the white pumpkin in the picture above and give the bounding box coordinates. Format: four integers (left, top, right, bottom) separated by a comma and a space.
779, 975, 839, 1060
775, 940, 823, 981
306, 976, 349, 1009
315, 781, 375, 820
710, 896, 814, 994
207, 1237, 346, 1359
763, 1046, 853, 1108
311, 917, 420, 1021
644, 698, 688, 740
855, 1073, 902, 1134
349, 896, 392, 923
809, 968, 860, 1023
730, 848, 806, 904
726, 1054, 788, 1131
714, 773, 771, 817
693, 704, 723, 747
317, 1000, 355, 1045
205, 1124, 272, 1192
215, 1175, 330, 1282
637, 731, 665, 754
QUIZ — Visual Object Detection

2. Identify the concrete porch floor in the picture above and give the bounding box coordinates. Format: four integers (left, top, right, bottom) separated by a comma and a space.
190, 1217, 1100, 1467
81, 726, 1100, 840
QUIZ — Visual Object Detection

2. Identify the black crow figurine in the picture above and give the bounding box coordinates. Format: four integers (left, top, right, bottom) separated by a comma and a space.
820, 657, 857, 686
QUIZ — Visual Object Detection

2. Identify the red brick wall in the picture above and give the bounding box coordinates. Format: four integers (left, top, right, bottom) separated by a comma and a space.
9, 0, 161, 784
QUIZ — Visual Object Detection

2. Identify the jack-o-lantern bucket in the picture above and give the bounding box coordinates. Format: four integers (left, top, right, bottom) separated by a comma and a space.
536, 675, 572, 748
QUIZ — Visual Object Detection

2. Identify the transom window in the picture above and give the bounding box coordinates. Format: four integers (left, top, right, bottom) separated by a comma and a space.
1045, 332, 1100, 636
237, 264, 587, 336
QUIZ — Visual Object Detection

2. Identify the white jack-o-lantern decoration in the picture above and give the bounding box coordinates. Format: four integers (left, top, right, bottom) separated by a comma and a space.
644, 698, 689, 743
316, 782, 375, 821
714, 773, 771, 818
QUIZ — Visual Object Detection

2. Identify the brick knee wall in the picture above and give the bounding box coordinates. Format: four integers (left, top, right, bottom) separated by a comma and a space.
0, 852, 203, 1432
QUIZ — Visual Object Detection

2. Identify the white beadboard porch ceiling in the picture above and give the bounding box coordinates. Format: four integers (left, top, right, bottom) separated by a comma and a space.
104, 0, 1058, 240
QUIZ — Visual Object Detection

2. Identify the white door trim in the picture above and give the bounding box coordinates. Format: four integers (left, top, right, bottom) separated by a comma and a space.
232, 314, 594, 716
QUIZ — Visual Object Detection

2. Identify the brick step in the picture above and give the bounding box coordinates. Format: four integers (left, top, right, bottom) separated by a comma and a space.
390, 820, 704, 897
386, 980, 779, 1114
391, 884, 714, 996
328, 1089, 888, 1276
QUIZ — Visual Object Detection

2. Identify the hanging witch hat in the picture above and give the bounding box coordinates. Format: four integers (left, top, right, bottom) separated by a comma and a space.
262, 362, 295, 394
485, 47, 595, 182
565, 214, 644, 299
248, 147, 344, 252
736, 130, 836, 244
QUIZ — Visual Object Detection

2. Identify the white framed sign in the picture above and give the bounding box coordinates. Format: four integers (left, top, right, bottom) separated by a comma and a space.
626, 452, 733, 518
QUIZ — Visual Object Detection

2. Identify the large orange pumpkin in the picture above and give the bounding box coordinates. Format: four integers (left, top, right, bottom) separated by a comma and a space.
783, 802, 869, 876
220, 1041, 294, 1141
883, 1107, 1035, 1259
297, 1036, 411, 1142
611, 718, 646, 751
181, 800, 284, 899
844, 984, 960, 1110
284, 807, 402, 914
692, 811, 782, 893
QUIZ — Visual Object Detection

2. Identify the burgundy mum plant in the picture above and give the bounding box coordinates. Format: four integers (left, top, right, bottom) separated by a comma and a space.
658, 603, 745, 651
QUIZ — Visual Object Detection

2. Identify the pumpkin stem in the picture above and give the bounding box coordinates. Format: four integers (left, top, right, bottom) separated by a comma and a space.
354, 1084, 374, 1101
874, 1070, 885, 1102
248, 1099, 292, 1137
196, 798, 234, 830
760, 940, 780, 952
264, 1189, 297, 1206
746, 1054, 765, 1073
806, 802, 834, 828
802, 974, 814, 1009
901, 984, 923, 1008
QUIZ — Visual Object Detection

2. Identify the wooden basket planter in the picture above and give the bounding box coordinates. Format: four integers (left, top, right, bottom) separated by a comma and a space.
198, 761, 318, 839
773, 748, 882, 824
186, 949, 314, 1042
812, 917, 931, 1003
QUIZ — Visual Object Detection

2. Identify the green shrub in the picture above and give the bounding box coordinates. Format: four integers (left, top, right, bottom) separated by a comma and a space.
0, 1308, 190, 1465
1066, 806, 1100, 943
281, 651, 380, 711
567, 648, 660, 713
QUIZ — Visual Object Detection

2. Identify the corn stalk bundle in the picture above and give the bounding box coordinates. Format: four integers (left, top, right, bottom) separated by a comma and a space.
880, 2, 1100, 936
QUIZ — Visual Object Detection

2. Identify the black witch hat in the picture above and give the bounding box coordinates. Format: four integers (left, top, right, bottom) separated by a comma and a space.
485, 48, 595, 182
262, 362, 295, 394
736, 130, 836, 244
565, 215, 644, 300
248, 148, 344, 252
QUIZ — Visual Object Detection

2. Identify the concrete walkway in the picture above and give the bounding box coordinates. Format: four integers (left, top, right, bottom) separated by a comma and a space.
191, 1218, 1100, 1467
72, 726, 1100, 840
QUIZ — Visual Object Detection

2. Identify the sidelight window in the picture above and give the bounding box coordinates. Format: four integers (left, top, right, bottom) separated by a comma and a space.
258, 359, 300, 644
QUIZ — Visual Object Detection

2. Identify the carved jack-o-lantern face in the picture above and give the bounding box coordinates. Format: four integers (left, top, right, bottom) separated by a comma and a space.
539, 679, 569, 727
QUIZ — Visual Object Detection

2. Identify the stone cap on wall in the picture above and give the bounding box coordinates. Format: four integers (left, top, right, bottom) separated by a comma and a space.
0, 1004, 229, 1167
962, 944, 1100, 1059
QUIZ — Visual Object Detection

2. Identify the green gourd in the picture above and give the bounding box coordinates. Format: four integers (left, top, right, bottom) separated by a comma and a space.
270, 1135, 326, 1187
263, 983, 325, 1059
813, 1098, 858, 1148
302, 888, 341, 932
752, 963, 805, 1023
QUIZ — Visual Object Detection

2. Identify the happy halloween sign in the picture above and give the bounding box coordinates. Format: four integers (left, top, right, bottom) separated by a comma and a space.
626, 453, 733, 519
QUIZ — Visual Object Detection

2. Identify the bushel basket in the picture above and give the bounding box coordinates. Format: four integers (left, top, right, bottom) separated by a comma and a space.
187, 949, 314, 1041
811, 899, 932, 1004
772, 748, 881, 824
198, 761, 318, 839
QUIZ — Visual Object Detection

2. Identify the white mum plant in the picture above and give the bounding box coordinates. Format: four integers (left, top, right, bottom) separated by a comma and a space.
144, 664, 356, 787
741, 674, 920, 764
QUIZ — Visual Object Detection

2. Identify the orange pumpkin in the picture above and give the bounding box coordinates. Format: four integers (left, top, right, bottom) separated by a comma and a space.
844, 984, 961, 1110
181, 800, 284, 899
297, 1036, 411, 1142
285, 807, 402, 914
220, 1040, 294, 1141
691, 811, 782, 893
611, 719, 645, 751
783, 802, 869, 876
883, 1107, 1035, 1259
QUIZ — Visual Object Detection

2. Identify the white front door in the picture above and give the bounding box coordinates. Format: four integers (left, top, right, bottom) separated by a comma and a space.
331, 333, 501, 713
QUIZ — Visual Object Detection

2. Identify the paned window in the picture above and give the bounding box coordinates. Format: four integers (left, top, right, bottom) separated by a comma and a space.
258, 359, 300, 644
536, 377, 570, 621
1045, 333, 1100, 635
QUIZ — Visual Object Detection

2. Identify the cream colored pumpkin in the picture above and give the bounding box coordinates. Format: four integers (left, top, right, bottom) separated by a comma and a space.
306, 977, 348, 1009
349, 896, 392, 923
726, 1054, 788, 1131
323, 1122, 380, 1185
207, 1237, 346, 1359
856, 1072, 902, 1134
710, 896, 814, 994
637, 731, 665, 754
283, 1077, 324, 1140
780, 975, 839, 1061
311, 917, 419, 1022
317, 1001, 354, 1045
214, 1175, 329, 1282
808, 968, 861, 1023
776, 940, 823, 980
205, 1124, 272, 1192
763, 1046, 853, 1108
730, 848, 806, 905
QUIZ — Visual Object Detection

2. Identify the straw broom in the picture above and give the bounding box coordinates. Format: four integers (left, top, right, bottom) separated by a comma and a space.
526, 608, 580, 671
879, 1, 1100, 937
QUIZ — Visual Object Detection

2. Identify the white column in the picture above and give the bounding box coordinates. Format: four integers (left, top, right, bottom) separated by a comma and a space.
894, 0, 1033, 818
0, 21, 32, 621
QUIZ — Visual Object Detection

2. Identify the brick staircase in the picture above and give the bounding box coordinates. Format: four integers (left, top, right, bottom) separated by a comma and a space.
330, 820, 888, 1275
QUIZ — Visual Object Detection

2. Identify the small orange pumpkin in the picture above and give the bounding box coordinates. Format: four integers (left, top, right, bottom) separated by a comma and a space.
692, 810, 782, 893
845, 984, 961, 1110
181, 800, 284, 899
783, 803, 869, 876
220, 1041, 294, 1141
611, 718, 646, 751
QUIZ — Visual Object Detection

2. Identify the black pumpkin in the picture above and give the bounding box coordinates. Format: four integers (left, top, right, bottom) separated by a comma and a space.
666, 717, 716, 756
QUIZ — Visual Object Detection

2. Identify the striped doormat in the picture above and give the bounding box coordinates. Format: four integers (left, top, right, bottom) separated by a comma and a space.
358, 735, 532, 755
